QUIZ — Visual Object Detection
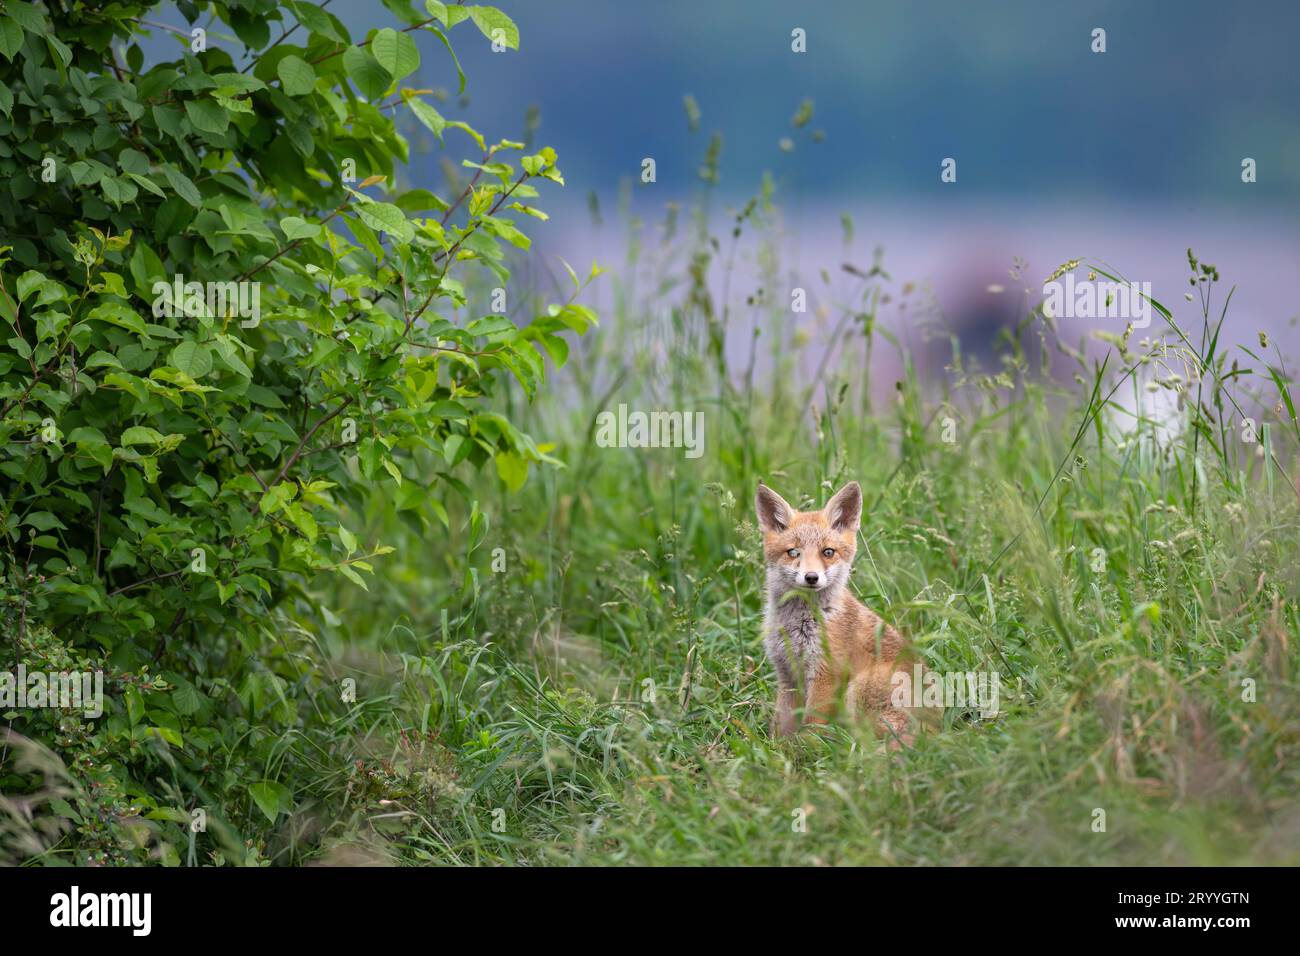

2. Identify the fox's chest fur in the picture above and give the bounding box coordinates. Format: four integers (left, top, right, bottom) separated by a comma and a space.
762, 572, 837, 684
762, 577, 900, 684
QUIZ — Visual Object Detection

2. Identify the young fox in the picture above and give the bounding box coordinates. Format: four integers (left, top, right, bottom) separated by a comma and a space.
755, 480, 930, 745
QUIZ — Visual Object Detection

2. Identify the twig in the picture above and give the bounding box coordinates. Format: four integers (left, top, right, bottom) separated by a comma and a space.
153, 608, 186, 663
241, 0, 334, 73
409, 172, 530, 327
307, 16, 441, 67
441, 149, 493, 225
253, 397, 355, 514
108, 566, 187, 597
93, 480, 105, 579
237, 197, 351, 283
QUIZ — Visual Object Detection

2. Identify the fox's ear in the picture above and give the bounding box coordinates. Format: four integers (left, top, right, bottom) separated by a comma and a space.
823, 481, 862, 532
755, 482, 793, 533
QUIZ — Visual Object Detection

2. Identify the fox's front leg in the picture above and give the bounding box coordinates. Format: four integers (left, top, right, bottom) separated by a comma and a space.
773, 683, 801, 737
768, 651, 803, 737
803, 668, 840, 726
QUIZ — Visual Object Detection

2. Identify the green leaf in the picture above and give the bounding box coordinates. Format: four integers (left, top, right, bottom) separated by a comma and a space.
343, 46, 392, 100
429, 400, 470, 419
280, 216, 322, 240
495, 451, 528, 491
120, 426, 166, 446
356, 201, 415, 243
424, 0, 449, 25
152, 104, 187, 140
45, 34, 71, 73
48, 798, 81, 823
0, 18, 21, 62
127, 172, 168, 200
484, 216, 531, 250
467, 315, 516, 338
184, 97, 230, 135
338, 564, 369, 590
119, 150, 151, 176
211, 335, 253, 378
67, 425, 114, 472
212, 72, 267, 95
4, 2, 44, 32
170, 341, 214, 378
290, 1, 343, 41
248, 781, 291, 823
171, 681, 204, 716
424, 25, 465, 94
146, 725, 184, 747
88, 301, 147, 335
67, 425, 108, 446
285, 503, 318, 541
370, 28, 419, 83
521, 147, 556, 177
468, 6, 519, 50
124, 688, 144, 726
213, 93, 254, 115
17, 270, 49, 303
100, 175, 138, 207
23, 512, 67, 532
446, 119, 485, 152
162, 165, 203, 207
382, 0, 425, 24
277, 54, 317, 96
259, 482, 296, 515
406, 96, 445, 139
83, 351, 122, 370
533, 332, 569, 367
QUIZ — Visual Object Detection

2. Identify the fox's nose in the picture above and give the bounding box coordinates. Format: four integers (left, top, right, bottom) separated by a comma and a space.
804, 572, 820, 585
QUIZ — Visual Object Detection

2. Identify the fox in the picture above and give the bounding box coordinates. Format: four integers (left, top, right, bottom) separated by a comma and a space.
755, 479, 934, 746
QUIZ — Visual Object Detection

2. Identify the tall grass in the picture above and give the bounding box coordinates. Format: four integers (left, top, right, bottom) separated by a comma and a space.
256, 166, 1300, 866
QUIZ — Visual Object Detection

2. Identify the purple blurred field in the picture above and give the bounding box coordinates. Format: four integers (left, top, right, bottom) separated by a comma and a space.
535, 196, 1299, 381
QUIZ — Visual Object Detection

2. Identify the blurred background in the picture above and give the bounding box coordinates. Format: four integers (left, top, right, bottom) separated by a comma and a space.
357, 0, 1300, 366
145, 1, 1300, 365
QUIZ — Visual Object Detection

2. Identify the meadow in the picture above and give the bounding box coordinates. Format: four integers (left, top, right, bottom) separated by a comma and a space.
2, 1, 1296, 868
271, 191, 1300, 866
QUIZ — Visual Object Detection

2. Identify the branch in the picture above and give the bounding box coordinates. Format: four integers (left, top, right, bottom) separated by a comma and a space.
253, 397, 355, 514
153, 607, 187, 663
108, 566, 187, 597
409, 171, 531, 326
242, 0, 334, 74
237, 197, 351, 283
0, 355, 60, 421
308, 16, 441, 67
440, 148, 493, 225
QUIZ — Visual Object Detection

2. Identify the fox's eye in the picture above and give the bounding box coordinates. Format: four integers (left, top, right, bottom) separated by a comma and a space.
787, 548, 800, 558
822, 548, 835, 558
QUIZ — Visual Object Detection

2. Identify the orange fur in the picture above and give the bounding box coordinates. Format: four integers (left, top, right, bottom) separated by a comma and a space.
755, 480, 937, 747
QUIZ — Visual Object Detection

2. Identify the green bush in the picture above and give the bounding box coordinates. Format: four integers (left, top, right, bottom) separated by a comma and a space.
0, 0, 593, 863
